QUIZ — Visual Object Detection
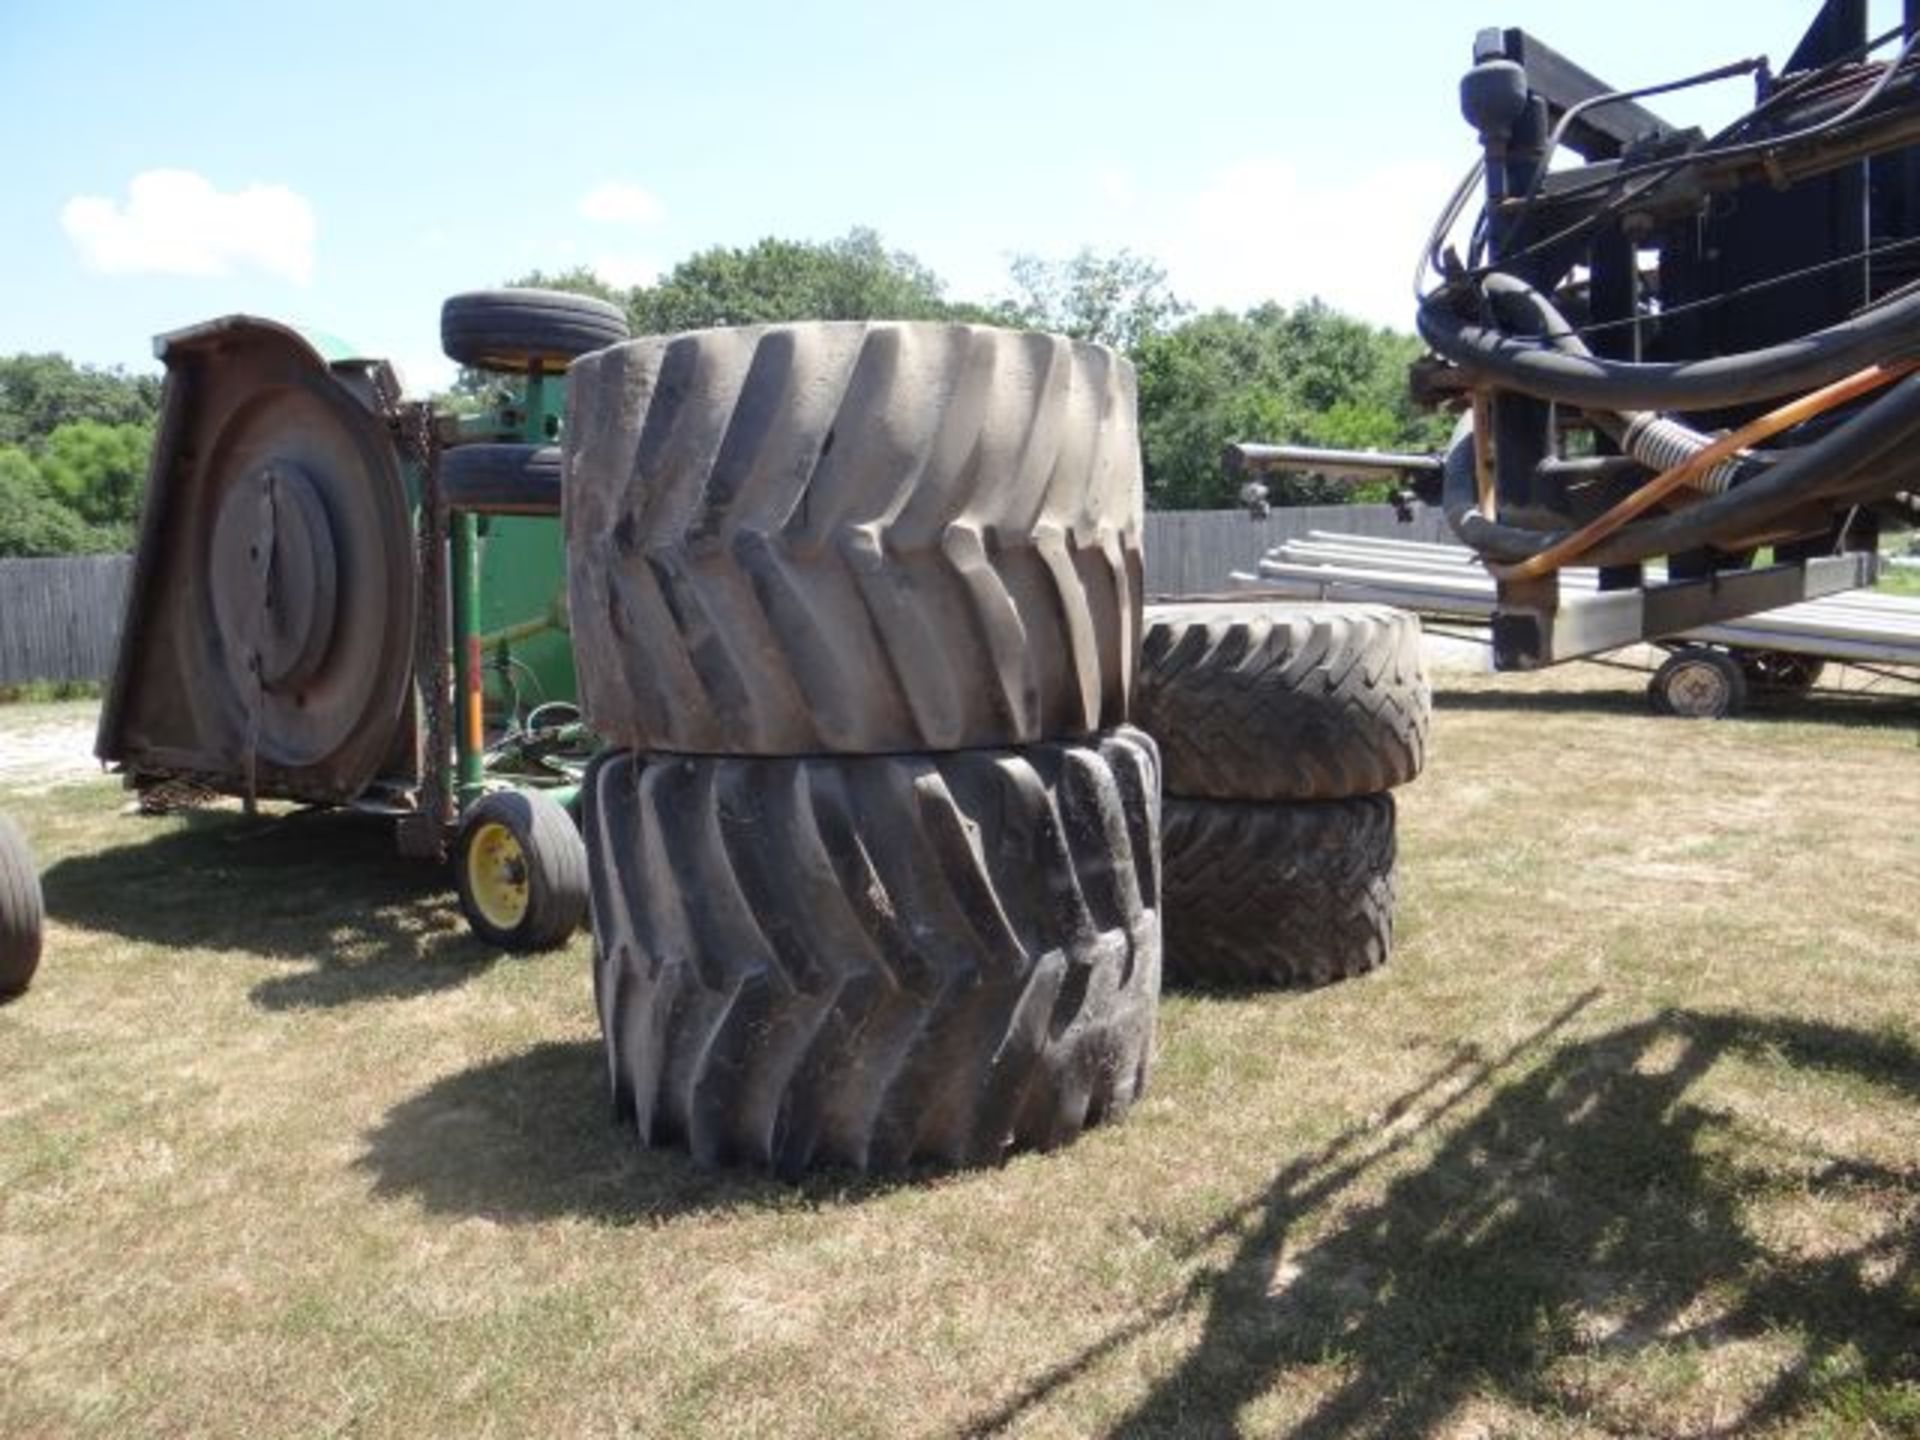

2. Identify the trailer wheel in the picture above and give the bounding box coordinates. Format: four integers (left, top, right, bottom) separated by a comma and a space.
455, 790, 588, 951
0, 814, 45, 998
1649, 646, 1747, 719
1734, 648, 1824, 695
441, 289, 630, 373
442, 444, 563, 515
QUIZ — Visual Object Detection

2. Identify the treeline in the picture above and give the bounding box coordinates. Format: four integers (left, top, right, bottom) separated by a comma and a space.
0, 354, 157, 556
522, 231, 1447, 510
3, 229, 1445, 556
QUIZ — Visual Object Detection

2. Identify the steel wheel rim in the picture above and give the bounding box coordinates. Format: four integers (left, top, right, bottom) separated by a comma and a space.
1670, 661, 1730, 715
467, 821, 530, 931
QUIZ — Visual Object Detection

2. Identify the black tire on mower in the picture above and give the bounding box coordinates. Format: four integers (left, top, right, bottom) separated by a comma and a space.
1161, 795, 1395, 990
582, 728, 1163, 1177
0, 814, 45, 997
442, 444, 563, 515
455, 789, 589, 952
563, 322, 1144, 755
441, 288, 631, 373
1136, 602, 1430, 802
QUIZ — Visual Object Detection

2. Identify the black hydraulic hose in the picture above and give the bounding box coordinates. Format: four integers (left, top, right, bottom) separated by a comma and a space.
1420, 272, 1920, 412
1442, 367, 1920, 565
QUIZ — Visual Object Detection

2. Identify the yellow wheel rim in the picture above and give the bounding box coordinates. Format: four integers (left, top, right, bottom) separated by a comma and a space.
466, 820, 530, 932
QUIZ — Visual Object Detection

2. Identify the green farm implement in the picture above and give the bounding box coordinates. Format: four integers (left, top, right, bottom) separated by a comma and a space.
95, 289, 628, 949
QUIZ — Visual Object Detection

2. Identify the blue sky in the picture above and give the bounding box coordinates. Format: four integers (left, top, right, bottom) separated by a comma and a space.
0, 0, 1879, 393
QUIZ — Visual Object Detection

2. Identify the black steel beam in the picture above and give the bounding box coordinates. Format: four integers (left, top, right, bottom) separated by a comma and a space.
1500, 28, 1676, 159
1491, 553, 1878, 668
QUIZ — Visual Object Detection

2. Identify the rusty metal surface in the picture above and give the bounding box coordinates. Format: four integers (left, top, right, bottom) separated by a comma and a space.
97, 317, 418, 805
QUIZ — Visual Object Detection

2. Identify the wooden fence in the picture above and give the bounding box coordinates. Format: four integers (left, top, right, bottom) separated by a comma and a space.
1142, 504, 1449, 597
0, 505, 1448, 684
0, 555, 131, 686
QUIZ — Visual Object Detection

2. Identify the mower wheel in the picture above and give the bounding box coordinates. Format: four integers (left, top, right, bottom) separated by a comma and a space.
441, 288, 630, 373
0, 814, 45, 998
443, 444, 563, 516
455, 789, 588, 952
1649, 646, 1747, 719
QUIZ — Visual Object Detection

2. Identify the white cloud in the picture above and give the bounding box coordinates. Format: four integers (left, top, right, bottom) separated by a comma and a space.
579, 181, 662, 227
592, 253, 659, 289
61, 169, 316, 285
1094, 166, 1135, 207
1153, 157, 1460, 328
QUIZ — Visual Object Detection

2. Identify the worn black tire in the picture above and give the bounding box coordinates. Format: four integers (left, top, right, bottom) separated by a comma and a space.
454, 789, 589, 952
564, 322, 1143, 755
1137, 601, 1430, 802
0, 814, 45, 997
583, 729, 1162, 1176
1161, 795, 1394, 990
441, 289, 631, 373
442, 444, 563, 515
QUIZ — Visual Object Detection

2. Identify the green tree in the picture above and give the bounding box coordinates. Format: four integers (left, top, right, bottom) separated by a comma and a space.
1133, 300, 1445, 509
37, 420, 152, 532
1001, 248, 1187, 352
629, 228, 990, 332
517, 229, 990, 338
0, 448, 99, 557
0, 354, 159, 449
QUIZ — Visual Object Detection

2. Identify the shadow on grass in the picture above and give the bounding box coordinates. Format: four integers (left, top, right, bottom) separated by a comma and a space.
357, 1040, 898, 1225
39, 807, 499, 1009
1434, 681, 1919, 730
972, 996, 1920, 1437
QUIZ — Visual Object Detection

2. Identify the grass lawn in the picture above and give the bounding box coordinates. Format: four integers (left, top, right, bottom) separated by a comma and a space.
1, 667, 1916, 1438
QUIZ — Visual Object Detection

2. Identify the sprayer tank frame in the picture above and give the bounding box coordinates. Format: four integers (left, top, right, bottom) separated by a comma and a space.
1431, 1, 1915, 666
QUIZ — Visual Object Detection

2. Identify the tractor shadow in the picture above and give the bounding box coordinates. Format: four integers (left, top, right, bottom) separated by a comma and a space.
356, 1039, 903, 1225
970, 997, 1920, 1437
39, 805, 499, 1008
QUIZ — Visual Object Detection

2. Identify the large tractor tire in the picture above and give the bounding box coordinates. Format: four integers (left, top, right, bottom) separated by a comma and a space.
1161, 795, 1395, 990
564, 322, 1144, 755
0, 815, 45, 998
583, 729, 1163, 1176
441, 289, 630, 373
1136, 601, 1430, 802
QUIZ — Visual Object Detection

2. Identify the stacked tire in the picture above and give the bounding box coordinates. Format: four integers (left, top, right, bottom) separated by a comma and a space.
1136, 602, 1430, 989
563, 322, 1162, 1177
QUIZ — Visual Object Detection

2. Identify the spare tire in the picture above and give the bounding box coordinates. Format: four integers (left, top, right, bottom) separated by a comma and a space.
441, 289, 631, 373
1137, 601, 1430, 801
0, 814, 45, 998
584, 728, 1162, 1176
564, 322, 1144, 755
1161, 795, 1394, 989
